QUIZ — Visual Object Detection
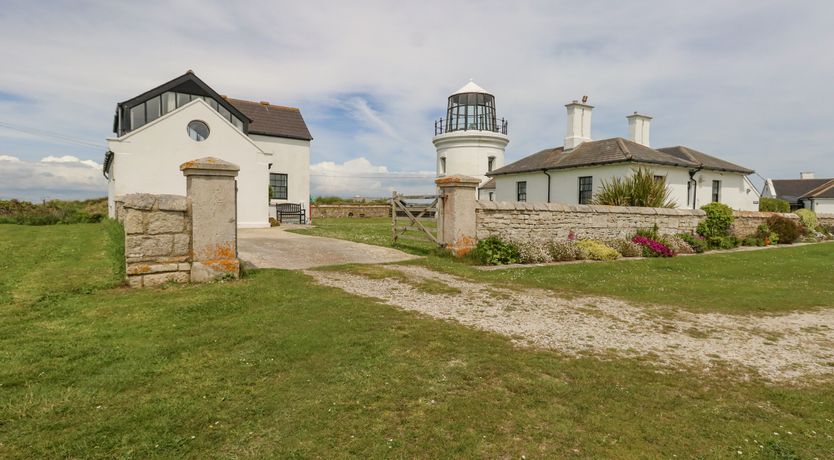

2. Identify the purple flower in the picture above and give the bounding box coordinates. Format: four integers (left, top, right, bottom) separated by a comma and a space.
632, 235, 674, 257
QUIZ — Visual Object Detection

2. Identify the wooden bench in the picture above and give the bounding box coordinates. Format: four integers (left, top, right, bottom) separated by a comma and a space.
274, 203, 306, 224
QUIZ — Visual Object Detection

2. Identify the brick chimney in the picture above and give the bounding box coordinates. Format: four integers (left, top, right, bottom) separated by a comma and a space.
626, 112, 652, 147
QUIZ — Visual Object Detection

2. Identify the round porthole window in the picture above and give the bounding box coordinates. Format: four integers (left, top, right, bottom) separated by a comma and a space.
187, 120, 210, 141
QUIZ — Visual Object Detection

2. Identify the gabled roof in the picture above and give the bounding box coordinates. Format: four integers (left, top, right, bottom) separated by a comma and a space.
227, 98, 313, 141
800, 179, 834, 199
480, 177, 497, 189
489, 138, 755, 176
117, 71, 251, 126
656, 146, 753, 174
770, 178, 834, 202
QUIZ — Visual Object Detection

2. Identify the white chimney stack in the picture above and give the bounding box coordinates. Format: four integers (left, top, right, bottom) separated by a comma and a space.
626, 112, 652, 147
800, 171, 815, 179
565, 100, 593, 150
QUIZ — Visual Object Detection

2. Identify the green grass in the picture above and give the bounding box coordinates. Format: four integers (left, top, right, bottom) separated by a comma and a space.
291, 217, 439, 255
2, 223, 833, 458
293, 218, 834, 313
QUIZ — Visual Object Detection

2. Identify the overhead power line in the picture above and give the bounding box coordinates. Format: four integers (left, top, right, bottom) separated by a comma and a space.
0, 120, 106, 151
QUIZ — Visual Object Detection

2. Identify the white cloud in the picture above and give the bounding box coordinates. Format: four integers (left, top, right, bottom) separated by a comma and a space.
41, 155, 101, 169
0, 154, 106, 201
310, 157, 434, 197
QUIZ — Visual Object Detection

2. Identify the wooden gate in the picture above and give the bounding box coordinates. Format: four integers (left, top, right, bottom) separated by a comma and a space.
390, 192, 442, 247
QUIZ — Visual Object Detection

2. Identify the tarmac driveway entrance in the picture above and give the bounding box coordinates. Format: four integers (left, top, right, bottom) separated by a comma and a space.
238, 227, 418, 270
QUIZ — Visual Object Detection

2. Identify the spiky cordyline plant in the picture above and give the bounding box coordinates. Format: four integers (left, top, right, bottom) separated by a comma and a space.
592, 167, 677, 208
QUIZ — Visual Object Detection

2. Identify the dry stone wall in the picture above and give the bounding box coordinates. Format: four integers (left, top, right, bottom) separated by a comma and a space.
118, 193, 191, 288
475, 201, 705, 243
818, 213, 834, 227
311, 204, 390, 218
731, 211, 799, 237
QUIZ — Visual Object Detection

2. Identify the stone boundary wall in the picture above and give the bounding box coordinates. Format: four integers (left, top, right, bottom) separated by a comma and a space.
475, 201, 705, 242
818, 213, 834, 227
311, 204, 390, 218
119, 194, 191, 288
732, 211, 798, 237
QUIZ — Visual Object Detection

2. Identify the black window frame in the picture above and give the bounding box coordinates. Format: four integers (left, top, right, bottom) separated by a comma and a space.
270, 173, 288, 200
712, 180, 721, 202
516, 181, 527, 202
578, 176, 593, 204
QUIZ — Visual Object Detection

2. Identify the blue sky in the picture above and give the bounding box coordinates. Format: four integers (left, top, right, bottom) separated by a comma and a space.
1, 0, 833, 200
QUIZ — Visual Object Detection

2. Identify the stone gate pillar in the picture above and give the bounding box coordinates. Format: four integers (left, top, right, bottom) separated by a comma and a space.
180, 157, 240, 282
435, 175, 480, 256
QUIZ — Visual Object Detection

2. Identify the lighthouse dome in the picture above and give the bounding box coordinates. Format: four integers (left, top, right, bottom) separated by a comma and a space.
441, 80, 506, 134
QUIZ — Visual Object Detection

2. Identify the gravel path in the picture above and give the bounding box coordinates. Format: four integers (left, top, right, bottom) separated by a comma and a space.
308, 265, 834, 383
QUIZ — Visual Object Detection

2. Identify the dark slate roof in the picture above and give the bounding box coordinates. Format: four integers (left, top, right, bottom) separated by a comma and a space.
656, 146, 753, 174
771, 178, 833, 202
227, 98, 313, 141
489, 138, 754, 176
115, 71, 251, 132
480, 177, 496, 189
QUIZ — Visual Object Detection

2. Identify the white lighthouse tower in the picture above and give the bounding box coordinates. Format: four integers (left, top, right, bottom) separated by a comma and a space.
432, 81, 509, 190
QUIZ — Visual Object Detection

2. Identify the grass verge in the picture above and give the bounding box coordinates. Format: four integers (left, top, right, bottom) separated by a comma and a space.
0, 223, 832, 458
296, 218, 834, 313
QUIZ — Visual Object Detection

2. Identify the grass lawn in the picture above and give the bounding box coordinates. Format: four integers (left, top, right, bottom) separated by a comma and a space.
1, 223, 833, 458
294, 217, 834, 313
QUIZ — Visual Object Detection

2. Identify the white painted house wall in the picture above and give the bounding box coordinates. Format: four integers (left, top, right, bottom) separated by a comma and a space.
810, 199, 834, 213
106, 100, 273, 228
493, 163, 758, 211
249, 134, 311, 219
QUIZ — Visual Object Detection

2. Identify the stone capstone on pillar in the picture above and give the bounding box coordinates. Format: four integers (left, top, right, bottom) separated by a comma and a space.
181, 157, 241, 282
435, 174, 480, 256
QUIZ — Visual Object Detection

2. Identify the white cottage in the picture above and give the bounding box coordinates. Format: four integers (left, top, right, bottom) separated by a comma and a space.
762, 172, 834, 212
488, 101, 759, 211
104, 71, 312, 228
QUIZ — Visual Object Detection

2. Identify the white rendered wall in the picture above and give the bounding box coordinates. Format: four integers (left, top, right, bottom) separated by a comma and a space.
107, 100, 273, 228
249, 134, 311, 221
433, 130, 508, 186
493, 163, 758, 211
810, 199, 834, 213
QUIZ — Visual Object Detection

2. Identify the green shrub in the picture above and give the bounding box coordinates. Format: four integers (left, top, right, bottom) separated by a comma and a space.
515, 240, 553, 264
576, 240, 621, 261
547, 241, 587, 262
592, 167, 676, 208
697, 202, 734, 238
758, 197, 790, 213
765, 215, 802, 244
603, 239, 643, 258
741, 236, 759, 247
795, 208, 818, 230
633, 224, 660, 241
0, 198, 106, 225
676, 233, 707, 253
707, 235, 740, 250
470, 236, 520, 265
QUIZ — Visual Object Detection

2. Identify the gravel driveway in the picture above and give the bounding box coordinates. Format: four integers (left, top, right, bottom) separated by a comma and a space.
238, 227, 418, 270
309, 264, 834, 383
